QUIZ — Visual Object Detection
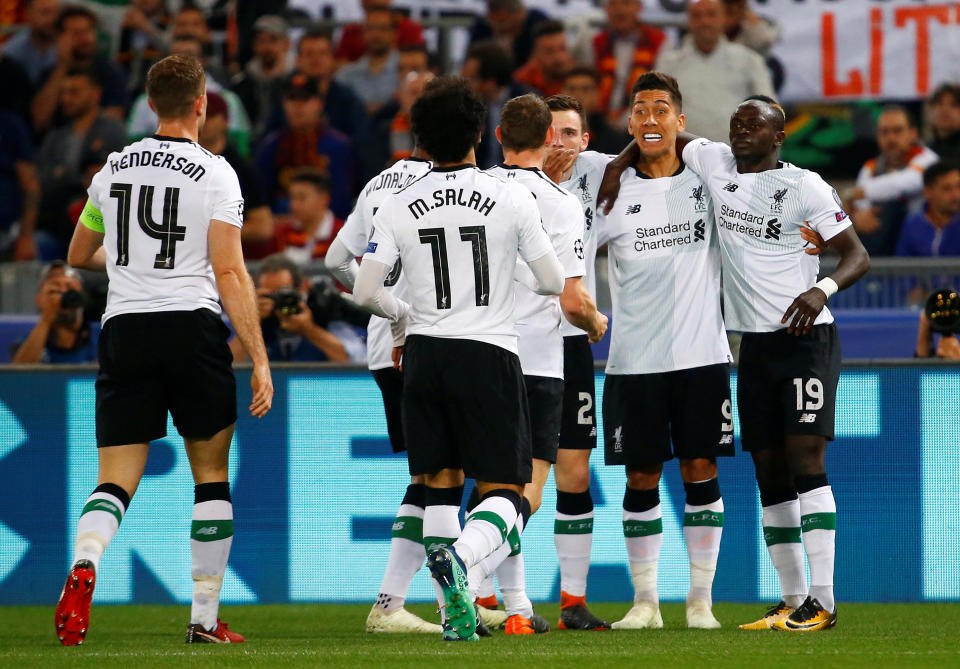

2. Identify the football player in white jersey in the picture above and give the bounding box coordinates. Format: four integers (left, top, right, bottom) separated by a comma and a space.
598, 73, 733, 631
326, 148, 440, 634
466, 94, 608, 635
353, 76, 564, 641
599, 94, 870, 632
540, 94, 615, 626
57, 54, 273, 645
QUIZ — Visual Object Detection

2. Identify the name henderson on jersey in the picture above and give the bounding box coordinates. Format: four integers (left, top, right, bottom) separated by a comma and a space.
407, 187, 496, 220
108, 148, 209, 182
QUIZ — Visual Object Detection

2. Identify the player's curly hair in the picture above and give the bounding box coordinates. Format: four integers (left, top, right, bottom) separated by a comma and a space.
411, 76, 486, 164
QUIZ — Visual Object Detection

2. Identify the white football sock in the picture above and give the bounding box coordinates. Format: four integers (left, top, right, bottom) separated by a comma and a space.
376, 499, 425, 613
453, 493, 518, 568
762, 498, 807, 609
799, 485, 837, 613
190, 488, 233, 631
624, 504, 662, 605
73, 486, 128, 570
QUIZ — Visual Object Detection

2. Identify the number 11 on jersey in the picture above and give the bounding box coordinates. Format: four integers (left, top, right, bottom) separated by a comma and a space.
418, 226, 490, 309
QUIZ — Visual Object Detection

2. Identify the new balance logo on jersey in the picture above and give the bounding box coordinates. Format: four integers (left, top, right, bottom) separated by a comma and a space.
798, 413, 817, 423
589, 427, 597, 437
392, 520, 406, 532
445, 173, 457, 180
719, 434, 733, 445
694, 218, 705, 242
584, 206, 593, 230
626, 203, 642, 215
770, 188, 788, 213
690, 185, 707, 212
612, 425, 623, 453
194, 526, 219, 537
574, 239, 584, 259
764, 218, 781, 240
723, 182, 739, 192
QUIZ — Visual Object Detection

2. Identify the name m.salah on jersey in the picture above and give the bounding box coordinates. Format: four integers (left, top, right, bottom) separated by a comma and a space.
407, 188, 496, 220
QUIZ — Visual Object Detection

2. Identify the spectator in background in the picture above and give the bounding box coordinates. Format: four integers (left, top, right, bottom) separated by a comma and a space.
170, 3, 226, 78
655, 0, 773, 142
930, 83, 960, 165
334, 8, 400, 115
514, 19, 572, 97
469, 0, 548, 69
461, 39, 529, 168
256, 73, 354, 219
198, 92, 274, 258
2, 0, 60, 86
398, 42, 432, 79
231, 254, 351, 363
11, 261, 97, 364
292, 28, 369, 144
335, 0, 424, 65
231, 14, 293, 140
589, 0, 665, 119
722, 0, 780, 56
916, 309, 960, 359
127, 35, 252, 156
116, 0, 171, 95
849, 106, 939, 256
32, 5, 127, 134
36, 67, 125, 257
274, 168, 344, 264
896, 161, 960, 257
368, 69, 434, 170
0, 109, 40, 261
562, 66, 630, 155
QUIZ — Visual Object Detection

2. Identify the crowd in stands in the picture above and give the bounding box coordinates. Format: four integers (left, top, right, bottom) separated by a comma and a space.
1, 0, 959, 363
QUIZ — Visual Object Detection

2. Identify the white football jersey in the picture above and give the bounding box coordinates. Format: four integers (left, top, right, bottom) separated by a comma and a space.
336, 157, 432, 370
486, 164, 585, 378
682, 138, 852, 333
599, 165, 731, 374
558, 150, 611, 338
364, 165, 554, 354
86, 136, 243, 323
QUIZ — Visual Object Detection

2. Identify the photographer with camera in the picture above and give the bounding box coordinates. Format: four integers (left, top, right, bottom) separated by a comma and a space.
12, 260, 98, 364
229, 254, 362, 363
916, 288, 960, 359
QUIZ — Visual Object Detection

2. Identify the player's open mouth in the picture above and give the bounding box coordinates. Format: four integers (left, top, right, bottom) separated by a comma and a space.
642, 134, 662, 142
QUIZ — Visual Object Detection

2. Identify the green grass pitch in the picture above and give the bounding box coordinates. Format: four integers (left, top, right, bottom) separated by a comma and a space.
5, 602, 959, 668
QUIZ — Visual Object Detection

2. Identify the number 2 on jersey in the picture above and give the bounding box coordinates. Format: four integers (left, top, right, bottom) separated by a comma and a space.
110, 183, 186, 269
418, 226, 489, 309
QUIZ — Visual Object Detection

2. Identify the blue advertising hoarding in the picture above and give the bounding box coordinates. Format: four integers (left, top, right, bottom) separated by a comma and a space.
0, 365, 957, 605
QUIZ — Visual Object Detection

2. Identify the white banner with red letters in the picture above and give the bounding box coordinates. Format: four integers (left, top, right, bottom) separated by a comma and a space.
295, 0, 960, 102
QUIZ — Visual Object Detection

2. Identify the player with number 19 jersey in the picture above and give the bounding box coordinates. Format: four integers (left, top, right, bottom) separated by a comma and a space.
681, 138, 851, 333
86, 135, 244, 323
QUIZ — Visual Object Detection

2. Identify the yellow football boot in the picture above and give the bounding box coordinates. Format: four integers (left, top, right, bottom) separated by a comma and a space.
738, 601, 793, 630
773, 597, 837, 631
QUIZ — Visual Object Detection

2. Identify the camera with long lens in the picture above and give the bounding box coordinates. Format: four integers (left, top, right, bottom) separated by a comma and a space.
60, 289, 85, 310
270, 287, 302, 316
924, 288, 960, 335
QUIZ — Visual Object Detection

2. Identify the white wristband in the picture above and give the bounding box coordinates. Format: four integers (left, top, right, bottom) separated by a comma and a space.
813, 277, 839, 299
